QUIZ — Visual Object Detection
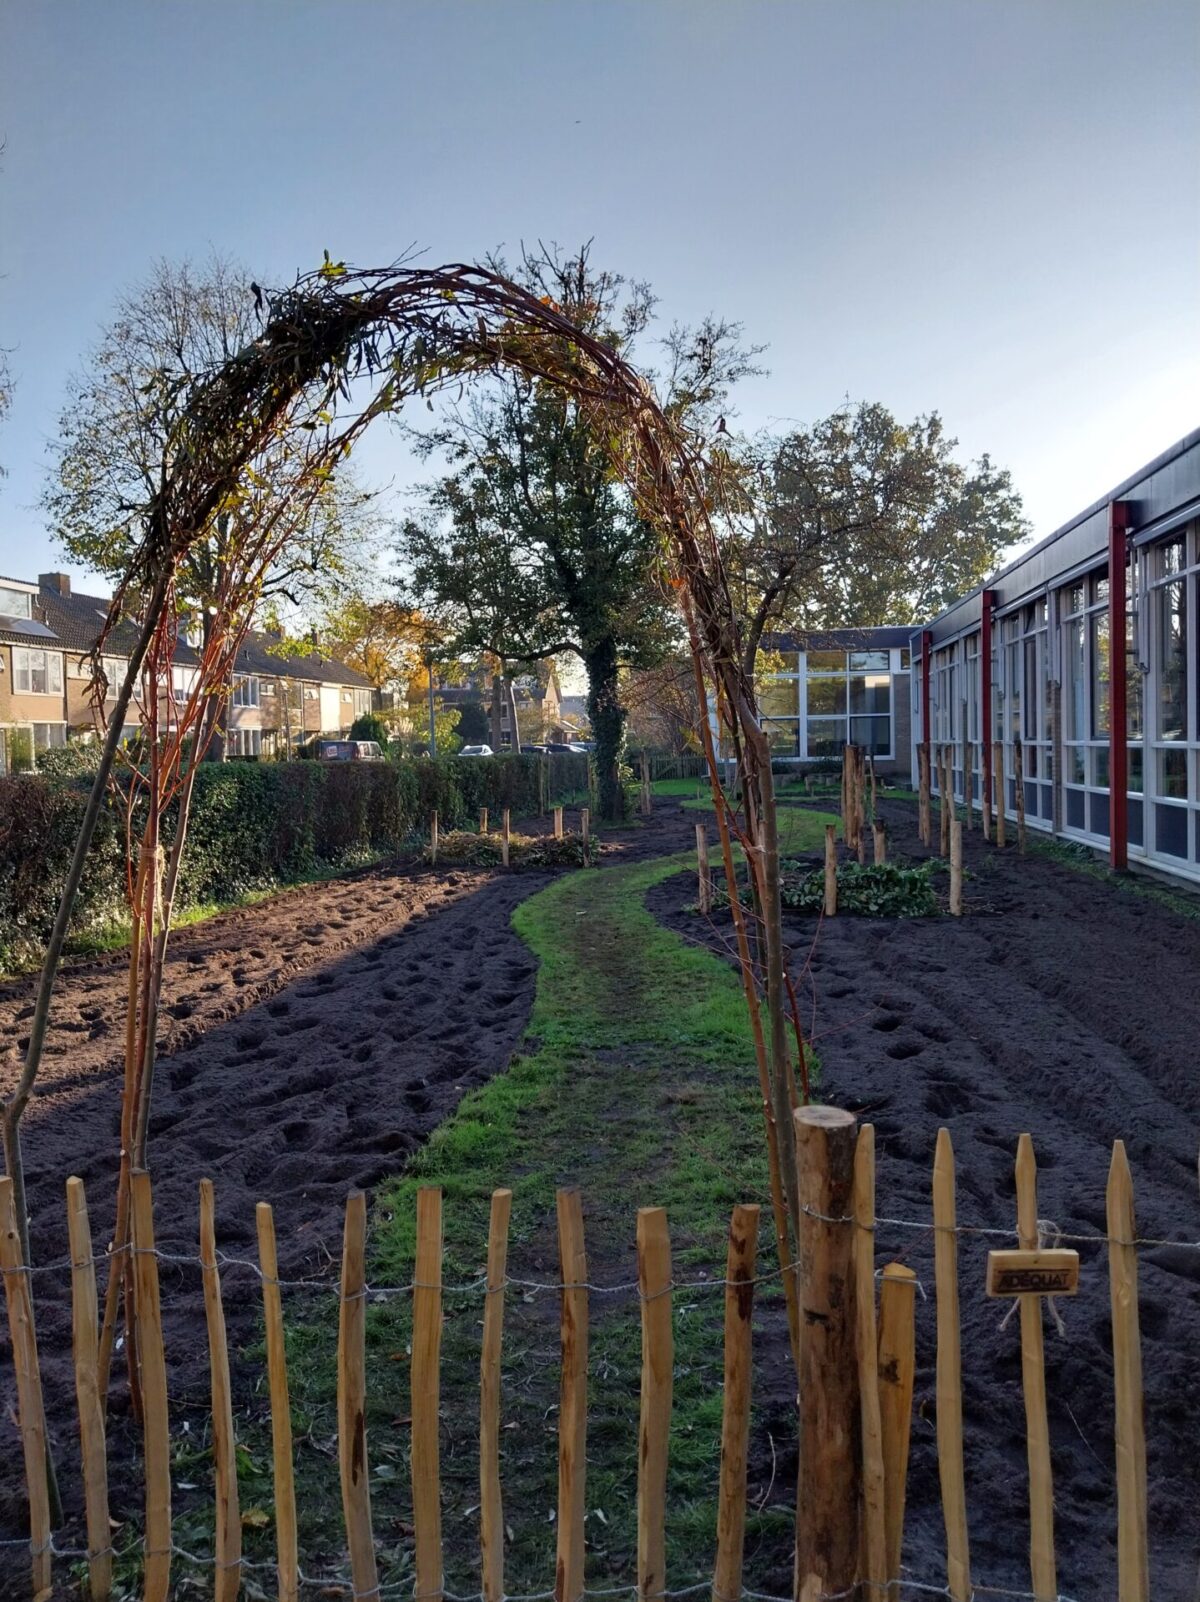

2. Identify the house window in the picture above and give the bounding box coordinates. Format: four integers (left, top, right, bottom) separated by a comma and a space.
353, 688, 373, 717
0, 586, 32, 619
801, 651, 893, 760
228, 727, 262, 757
13, 648, 64, 696
232, 675, 260, 708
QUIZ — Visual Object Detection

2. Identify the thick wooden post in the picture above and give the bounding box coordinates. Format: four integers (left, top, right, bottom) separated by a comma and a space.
580, 808, 590, 860
878, 1264, 917, 1597
502, 808, 511, 868
993, 742, 1006, 849
940, 747, 952, 856
696, 823, 712, 915
873, 822, 887, 865
131, 1170, 171, 1602
430, 810, 439, 865
1107, 1142, 1149, 1602
854, 1126, 887, 1594
918, 744, 932, 847
965, 742, 975, 831
794, 1106, 859, 1602
554, 805, 564, 840
640, 751, 652, 816
949, 821, 963, 916
713, 1205, 759, 1602
855, 747, 866, 864
1014, 734, 1027, 853
824, 825, 838, 917
256, 1202, 298, 1602
413, 1188, 444, 1602
66, 1177, 111, 1602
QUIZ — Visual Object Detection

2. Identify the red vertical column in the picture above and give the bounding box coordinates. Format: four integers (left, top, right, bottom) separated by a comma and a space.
980, 590, 996, 806
1108, 501, 1132, 869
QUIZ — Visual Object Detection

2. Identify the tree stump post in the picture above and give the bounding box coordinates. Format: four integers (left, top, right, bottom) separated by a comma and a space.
794, 1105, 860, 1602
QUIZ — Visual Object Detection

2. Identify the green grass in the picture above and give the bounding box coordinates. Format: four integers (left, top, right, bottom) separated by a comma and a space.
198, 849, 811, 1599
649, 778, 841, 856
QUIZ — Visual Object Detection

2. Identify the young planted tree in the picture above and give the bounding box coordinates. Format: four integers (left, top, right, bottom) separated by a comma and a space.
728, 400, 1029, 671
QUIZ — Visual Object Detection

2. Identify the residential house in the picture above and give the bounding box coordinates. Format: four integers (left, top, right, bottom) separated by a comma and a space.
0, 572, 377, 771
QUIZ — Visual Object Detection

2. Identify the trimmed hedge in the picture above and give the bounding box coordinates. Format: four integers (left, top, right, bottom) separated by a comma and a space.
0, 752, 588, 970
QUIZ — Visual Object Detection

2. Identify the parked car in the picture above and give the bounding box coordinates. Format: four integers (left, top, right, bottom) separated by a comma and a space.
318, 740, 385, 762
459, 743, 494, 757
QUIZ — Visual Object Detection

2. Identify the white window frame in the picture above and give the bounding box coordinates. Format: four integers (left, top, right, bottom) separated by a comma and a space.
13, 647, 64, 696
232, 675, 260, 709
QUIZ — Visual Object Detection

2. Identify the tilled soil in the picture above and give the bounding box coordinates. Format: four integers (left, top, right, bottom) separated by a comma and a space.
0, 804, 701, 1578
647, 798, 1200, 1601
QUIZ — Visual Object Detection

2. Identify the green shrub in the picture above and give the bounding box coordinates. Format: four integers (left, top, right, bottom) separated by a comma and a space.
778, 859, 939, 917
348, 711, 390, 749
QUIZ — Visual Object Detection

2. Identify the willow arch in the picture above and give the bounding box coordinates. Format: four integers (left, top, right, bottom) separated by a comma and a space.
3, 259, 804, 1365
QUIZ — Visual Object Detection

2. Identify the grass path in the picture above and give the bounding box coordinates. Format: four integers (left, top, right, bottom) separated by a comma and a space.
232, 830, 829, 1596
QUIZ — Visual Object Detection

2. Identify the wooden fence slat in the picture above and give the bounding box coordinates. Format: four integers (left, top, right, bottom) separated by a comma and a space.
854, 1126, 887, 1594
413, 1187, 444, 1602
713, 1204, 759, 1602
131, 1169, 171, 1602
794, 1106, 860, 1602
1015, 1134, 1056, 1601
637, 1207, 673, 1602
199, 1180, 240, 1602
0, 1175, 52, 1600
555, 1189, 588, 1602
66, 1177, 112, 1602
480, 1189, 512, 1602
1107, 1141, 1149, 1602
256, 1202, 298, 1602
932, 1128, 971, 1601
338, 1190, 378, 1602
877, 1264, 917, 1597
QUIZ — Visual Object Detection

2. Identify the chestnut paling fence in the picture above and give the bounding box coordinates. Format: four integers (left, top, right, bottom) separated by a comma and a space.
0, 1110, 1160, 1602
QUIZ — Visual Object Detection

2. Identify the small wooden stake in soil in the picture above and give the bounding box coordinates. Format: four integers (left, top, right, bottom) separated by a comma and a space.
869, 752, 878, 823
0, 1176, 52, 1601
982, 744, 992, 842
965, 742, 975, 831
338, 1191, 378, 1602
199, 1180, 241, 1602
878, 1264, 917, 1597
1014, 734, 1027, 853
502, 808, 511, 868
873, 821, 887, 865
855, 746, 866, 864
413, 1188, 444, 1602
854, 1126, 887, 1596
580, 807, 590, 860
555, 1189, 588, 1602
431, 809, 439, 865
1107, 1141, 1149, 1602
637, 1207, 673, 1602
640, 750, 653, 815
824, 825, 838, 917
132, 1170, 171, 1602
1015, 1134, 1056, 1601
933, 1129, 971, 1601
993, 742, 1006, 848
66, 1177, 111, 1602
940, 747, 952, 857
553, 805, 564, 839
696, 823, 712, 915
713, 1204, 759, 1602
480, 1189, 512, 1602
479, 806, 488, 836
949, 820, 963, 917
794, 1105, 860, 1602
918, 743, 932, 847
256, 1202, 298, 1602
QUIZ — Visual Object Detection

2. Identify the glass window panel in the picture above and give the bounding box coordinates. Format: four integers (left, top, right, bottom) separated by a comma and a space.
0, 586, 32, 618
763, 718, 800, 755
1067, 619, 1086, 740
1126, 621, 1143, 740
1066, 789, 1085, 829
758, 677, 799, 718
1128, 797, 1143, 848
849, 715, 891, 756
1023, 638, 1038, 739
1090, 612, 1110, 736
1089, 793, 1110, 838
1159, 747, 1189, 799
806, 677, 847, 715
1157, 581, 1186, 740
1158, 538, 1185, 578
848, 673, 890, 714
900, 648, 912, 670
805, 719, 843, 759
1091, 747, 1109, 789
806, 651, 845, 673
1092, 571, 1110, 606
1128, 747, 1143, 794
1066, 581, 1085, 615
848, 650, 889, 672
1068, 747, 1086, 784
1155, 802, 1188, 858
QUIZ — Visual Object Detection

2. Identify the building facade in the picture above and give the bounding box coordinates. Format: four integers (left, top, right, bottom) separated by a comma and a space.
762, 627, 914, 780
0, 573, 377, 771
912, 427, 1200, 886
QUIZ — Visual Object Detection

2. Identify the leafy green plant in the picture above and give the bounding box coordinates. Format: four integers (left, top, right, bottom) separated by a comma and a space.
779, 858, 939, 917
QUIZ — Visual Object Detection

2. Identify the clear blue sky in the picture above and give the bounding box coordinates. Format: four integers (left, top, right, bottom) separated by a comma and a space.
1, 0, 1197, 591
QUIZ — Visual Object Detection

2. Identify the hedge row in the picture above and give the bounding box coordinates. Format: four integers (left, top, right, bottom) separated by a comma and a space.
0, 752, 589, 970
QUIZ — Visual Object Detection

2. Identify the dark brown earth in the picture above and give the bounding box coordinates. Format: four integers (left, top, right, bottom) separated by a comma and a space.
647, 796, 1200, 1602
0, 805, 706, 1579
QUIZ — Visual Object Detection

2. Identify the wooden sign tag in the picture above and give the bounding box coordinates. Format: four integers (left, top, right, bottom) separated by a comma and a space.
986, 1248, 1079, 1297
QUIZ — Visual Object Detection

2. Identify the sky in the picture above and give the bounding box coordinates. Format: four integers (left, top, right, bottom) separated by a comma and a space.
1, 0, 1198, 596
